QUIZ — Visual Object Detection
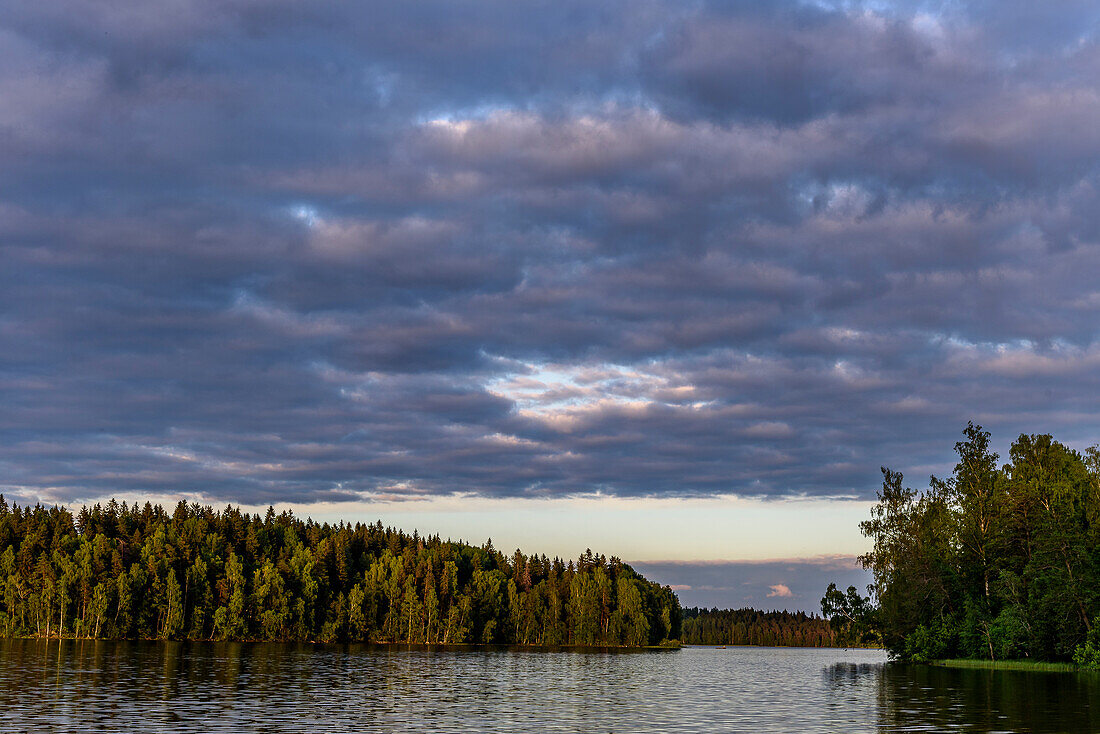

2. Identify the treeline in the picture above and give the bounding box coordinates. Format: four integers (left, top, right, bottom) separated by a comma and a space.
859, 423, 1100, 663
0, 498, 681, 646
681, 607, 865, 647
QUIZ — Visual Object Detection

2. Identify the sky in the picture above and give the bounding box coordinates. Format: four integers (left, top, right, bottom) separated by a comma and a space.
2, 0, 1099, 611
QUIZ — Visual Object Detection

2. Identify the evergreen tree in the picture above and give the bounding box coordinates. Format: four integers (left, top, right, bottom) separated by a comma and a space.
0, 499, 680, 646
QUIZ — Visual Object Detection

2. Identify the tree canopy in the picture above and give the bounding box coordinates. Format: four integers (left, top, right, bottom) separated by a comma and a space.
850, 423, 1100, 663
0, 499, 681, 647
681, 606, 866, 647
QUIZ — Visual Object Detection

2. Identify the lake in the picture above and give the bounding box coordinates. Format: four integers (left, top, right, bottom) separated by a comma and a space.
2, 640, 1097, 732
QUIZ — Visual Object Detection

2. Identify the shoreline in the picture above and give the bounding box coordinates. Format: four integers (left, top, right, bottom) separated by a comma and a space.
4, 636, 682, 652
683, 643, 882, 650
928, 659, 1081, 673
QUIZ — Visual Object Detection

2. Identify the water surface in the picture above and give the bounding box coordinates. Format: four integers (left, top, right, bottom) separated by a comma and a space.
1, 640, 1096, 732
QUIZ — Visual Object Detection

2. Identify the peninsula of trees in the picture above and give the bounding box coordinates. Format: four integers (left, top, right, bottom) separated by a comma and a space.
0, 499, 681, 646
681, 607, 866, 647
847, 424, 1100, 665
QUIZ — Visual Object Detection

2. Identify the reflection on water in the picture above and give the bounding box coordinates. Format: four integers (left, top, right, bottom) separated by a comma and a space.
0, 640, 1095, 733
872, 662, 1100, 732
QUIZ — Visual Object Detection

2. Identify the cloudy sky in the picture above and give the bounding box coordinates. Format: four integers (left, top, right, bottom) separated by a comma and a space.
2, 0, 1099, 609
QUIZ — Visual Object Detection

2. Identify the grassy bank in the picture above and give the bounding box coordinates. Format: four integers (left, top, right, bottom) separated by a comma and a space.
930, 658, 1078, 673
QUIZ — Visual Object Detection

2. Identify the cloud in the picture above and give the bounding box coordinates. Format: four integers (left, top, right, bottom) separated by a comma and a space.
1, 0, 1099, 506
631, 557, 871, 611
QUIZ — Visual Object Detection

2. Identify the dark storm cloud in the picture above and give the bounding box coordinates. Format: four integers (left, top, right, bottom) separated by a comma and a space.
1, 0, 1099, 504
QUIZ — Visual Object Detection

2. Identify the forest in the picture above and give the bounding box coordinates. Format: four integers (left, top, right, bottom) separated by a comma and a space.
852, 423, 1100, 664
681, 607, 864, 647
0, 499, 681, 647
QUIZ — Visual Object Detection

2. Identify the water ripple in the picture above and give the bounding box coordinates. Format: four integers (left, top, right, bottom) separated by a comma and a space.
1, 641, 1096, 733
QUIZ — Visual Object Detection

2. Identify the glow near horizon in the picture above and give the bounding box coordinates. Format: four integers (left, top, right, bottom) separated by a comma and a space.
56, 493, 874, 563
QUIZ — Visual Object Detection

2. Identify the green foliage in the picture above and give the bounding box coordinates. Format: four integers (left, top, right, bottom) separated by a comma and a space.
854, 423, 1100, 664
682, 607, 862, 647
903, 620, 955, 663
1072, 618, 1100, 669
820, 583, 878, 645
0, 498, 678, 647
162, 573, 183, 639
987, 605, 1029, 661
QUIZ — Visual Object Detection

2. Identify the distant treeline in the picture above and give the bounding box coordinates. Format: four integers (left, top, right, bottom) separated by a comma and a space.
0, 499, 681, 646
681, 607, 866, 647
854, 423, 1100, 665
